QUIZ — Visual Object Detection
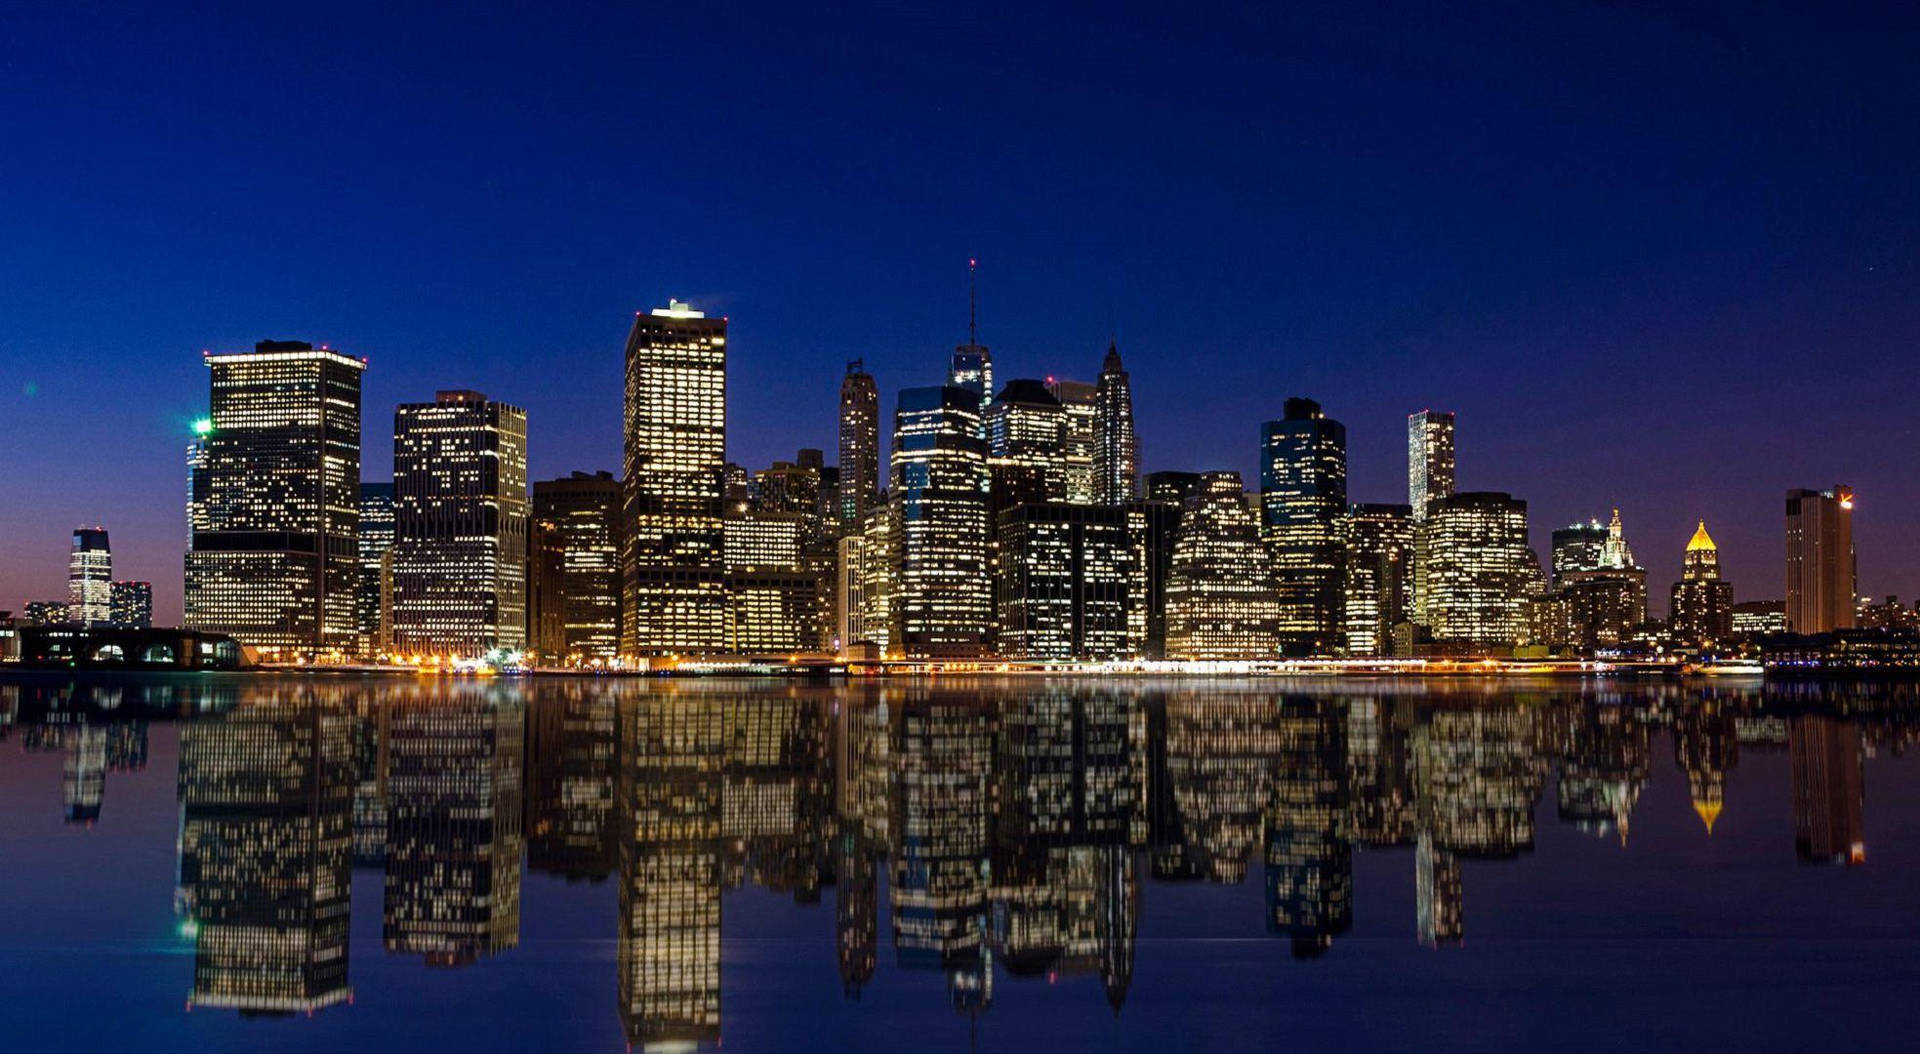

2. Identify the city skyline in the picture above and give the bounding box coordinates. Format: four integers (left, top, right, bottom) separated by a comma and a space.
4, 7, 1917, 624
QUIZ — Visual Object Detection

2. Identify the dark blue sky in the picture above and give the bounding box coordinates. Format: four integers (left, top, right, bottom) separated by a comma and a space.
3, 1, 1918, 622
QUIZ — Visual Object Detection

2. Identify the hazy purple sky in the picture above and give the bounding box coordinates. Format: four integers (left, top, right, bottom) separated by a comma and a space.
3, 2, 1918, 622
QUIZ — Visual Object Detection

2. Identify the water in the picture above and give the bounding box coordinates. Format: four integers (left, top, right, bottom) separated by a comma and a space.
1, 672, 1917, 1053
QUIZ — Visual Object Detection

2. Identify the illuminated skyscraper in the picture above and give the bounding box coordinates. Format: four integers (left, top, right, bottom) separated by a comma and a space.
531, 472, 624, 663
1785, 486, 1855, 634
391, 391, 529, 657
1670, 521, 1735, 645
1555, 510, 1648, 651
622, 300, 729, 658
1341, 504, 1414, 657
1093, 342, 1140, 506
838, 360, 880, 526
949, 260, 993, 415
185, 340, 365, 658
357, 482, 395, 656
892, 386, 991, 657
987, 379, 1069, 502
1550, 520, 1609, 588
383, 688, 524, 964
1417, 492, 1529, 648
1165, 471, 1281, 660
1047, 376, 1099, 505
723, 512, 824, 654
1260, 399, 1347, 655
994, 503, 1132, 660
108, 580, 152, 630
67, 527, 112, 626
177, 696, 354, 1013
1406, 410, 1455, 521
1124, 500, 1182, 659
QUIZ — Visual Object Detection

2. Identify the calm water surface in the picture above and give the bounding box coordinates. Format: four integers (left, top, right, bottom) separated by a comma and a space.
2, 673, 1918, 1053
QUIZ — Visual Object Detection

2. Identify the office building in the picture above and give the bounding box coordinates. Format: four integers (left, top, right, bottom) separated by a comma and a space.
1417, 492, 1529, 649
1341, 504, 1414, 657
723, 512, 824, 654
531, 471, 624, 664
622, 300, 729, 658
528, 514, 567, 658
987, 379, 1069, 502
1407, 410, 1455, 520
1124, 500, 1182, 659
892, 386, 991, 658
1047, 376, 1098, 505
1165, 471, 1281, 659
391, 390, 529, 657
1785, 486, 1855, 633
1093, 342, 1140, 506
994, 503, 1132, 660
1669, 521, 1735, 645
185, 340, 365, 659
22, 600, 69, 626
1259, 399, 1347, 655
1731, 600, 1786, 636
1554, 510, 1648, 651
1143, 471, 1203, 506
357, 482, 395, 657
1550, 520, 1609, 588
839, 360, 880, 526
108, 581, 152, 630
68, 527, 112, 626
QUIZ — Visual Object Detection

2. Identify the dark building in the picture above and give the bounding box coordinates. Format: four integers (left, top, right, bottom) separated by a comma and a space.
1125, 500, 1183, 659
1785, 486, 1855, 634
1260, 399, 1347, 655
18, 625, 245, 669
531, 471, 624, 664
994, 503, 1132, 660
108, 580, 153, 630
1790, 716, 1864, 865
1143, 471, 1204, 507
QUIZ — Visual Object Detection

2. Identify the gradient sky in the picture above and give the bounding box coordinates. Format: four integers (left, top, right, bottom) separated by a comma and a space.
3, 2, 1918, 623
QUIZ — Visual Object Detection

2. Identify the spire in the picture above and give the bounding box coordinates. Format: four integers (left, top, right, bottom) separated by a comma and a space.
967, 256, 978, 348
1687, 520, 1717, 552
1102, 339, 1122, 373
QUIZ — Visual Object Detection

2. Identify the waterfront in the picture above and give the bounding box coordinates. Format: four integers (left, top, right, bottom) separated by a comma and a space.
2, 673, 1918, 1052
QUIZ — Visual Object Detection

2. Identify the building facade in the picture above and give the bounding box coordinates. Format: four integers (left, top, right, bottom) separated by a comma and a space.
622, 301, 729, 658
1260, 399, 1347, 655
109, 581, 153, 630
185, 341, 365, 659
1341, 504, 1414, 657
838, 360, 880, 527
1785, 486, 1855, 634
892, 386, 991, 657
1092, 343, 1140, 506
356, 482, 395, 657
68, 527, 112, 626
994, 503, 1132, 660
391, 390, 529, 657
1047, 377, 1099, 505
1417, 492, 1530, 649
1669, 521, 1735, 645
1165, 471, 1281, 660
531, 471, 624, 664
1406, 410, 1455, 521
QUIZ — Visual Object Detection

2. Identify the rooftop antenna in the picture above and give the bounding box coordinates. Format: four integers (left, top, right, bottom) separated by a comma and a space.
967, 256, 978, 347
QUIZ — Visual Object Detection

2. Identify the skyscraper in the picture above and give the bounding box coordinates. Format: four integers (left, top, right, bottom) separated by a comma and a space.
356, 482, 395, 657
185, 340, 365, 659
108, 581, 152, 630
838, 360, 880, 527
530, 471, 624, 664
987, 379, 1070, 502
1785, 486, 1855, 634
1406, 410, 1455, 521
1669, 521, 1735, 645
1093, 342, 1141, 506
1165, 471, 1282, 660
1555, 509, 1648, 651
1259, 399, 1347, 655
994, 503, 1132, 660
622, 301, 729, 658
1341, 504, 1415, 657
391, 390, 529, 657
948, 260, 993, 415
892, 386, 991, 657
1047, 376, 1099, 505
67, 527, 112, 626
1417, 492, 1530, 649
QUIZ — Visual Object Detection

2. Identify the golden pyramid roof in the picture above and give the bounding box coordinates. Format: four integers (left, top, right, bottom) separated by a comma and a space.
1686, 520, 1717, 553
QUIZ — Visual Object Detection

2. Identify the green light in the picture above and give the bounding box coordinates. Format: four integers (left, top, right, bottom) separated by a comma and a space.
191, 418, 214, 437
178, 918, 199, 940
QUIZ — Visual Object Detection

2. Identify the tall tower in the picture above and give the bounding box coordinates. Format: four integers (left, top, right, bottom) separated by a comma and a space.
1093, 342, 1140, 505
185, 340, 365, 659
838, 360, 880, 527
68, 527, 112, 626
1165, 471, 1282, 660
948, 259, 993, 412
1260, 398, 1348, 655
1417, 491, 1530, 648
891, 385, 991, 657
622, 300, 729, 658
391, 390, 530, 657
356, 482, 395, 657
1047, 376, 1098, 504
1407, 410, 1455, 520
1670, 521, 1735, 645
1785, 486, 1855, 634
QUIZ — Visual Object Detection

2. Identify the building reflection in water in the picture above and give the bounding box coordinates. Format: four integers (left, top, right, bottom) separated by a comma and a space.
175, 686, 354, 1014
8, 674, 1920, 1039
382, 684, 525, 966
